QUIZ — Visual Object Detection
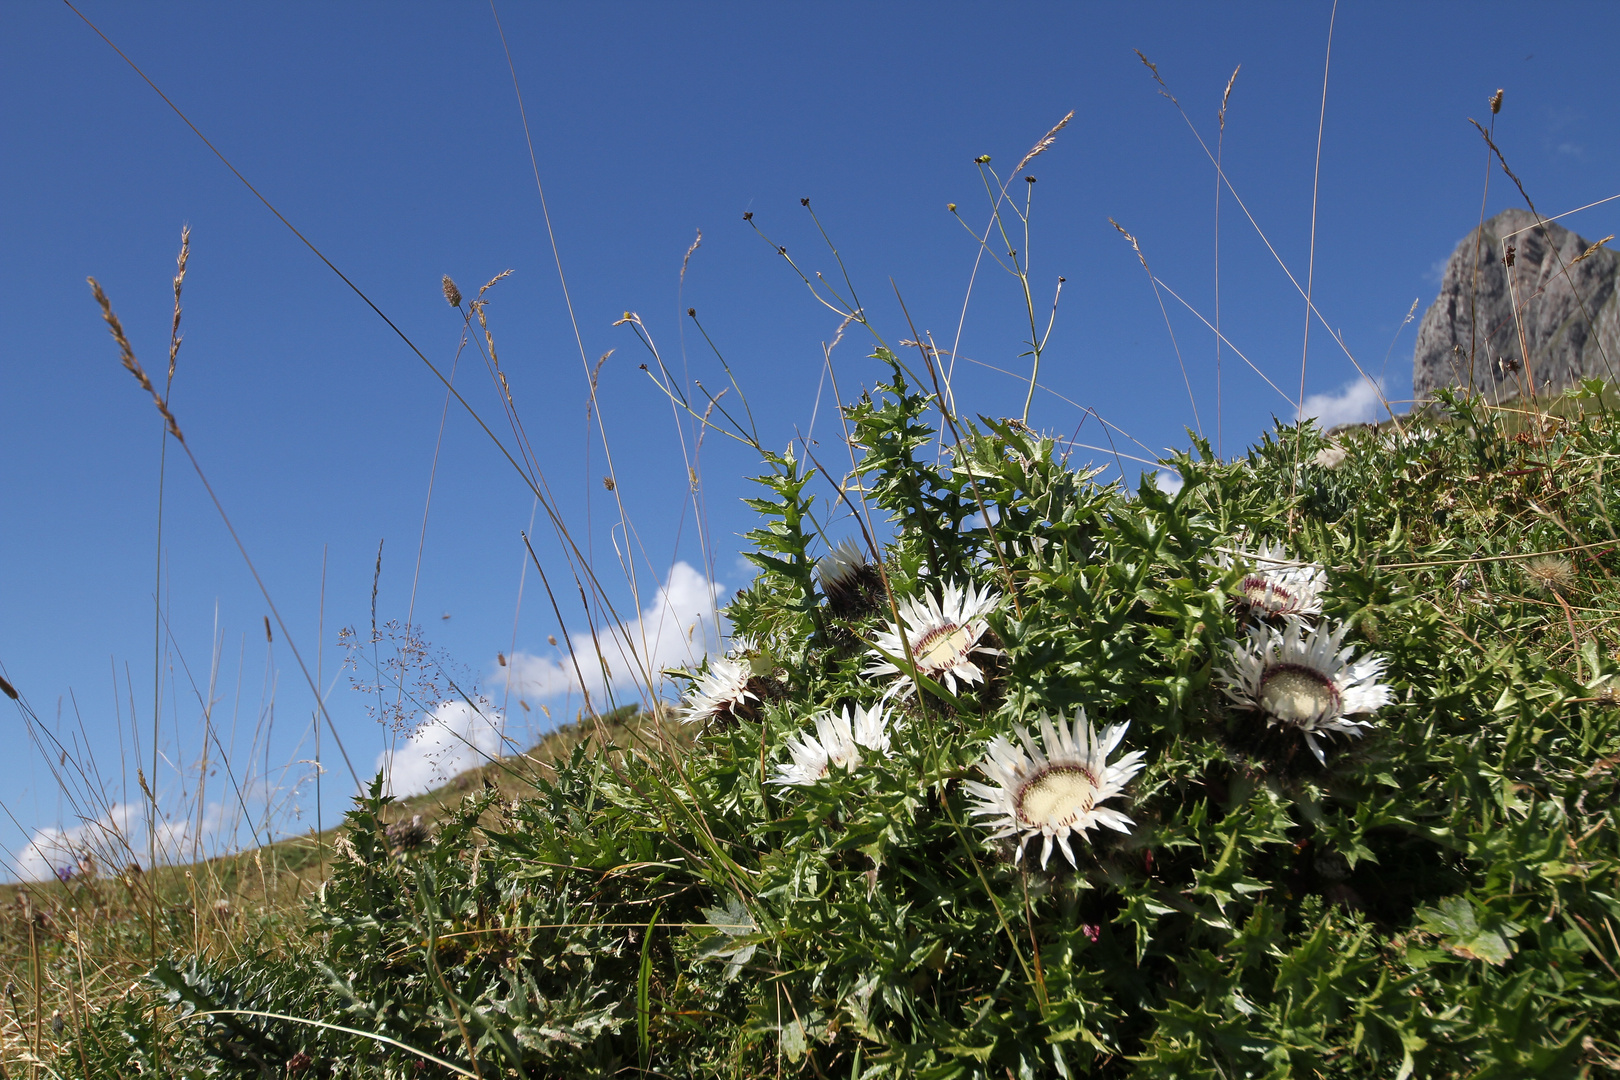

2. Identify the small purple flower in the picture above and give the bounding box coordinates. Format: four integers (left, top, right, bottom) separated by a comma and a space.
54, 865, 73, 883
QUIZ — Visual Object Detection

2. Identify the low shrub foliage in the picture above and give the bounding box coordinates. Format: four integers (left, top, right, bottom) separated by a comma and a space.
74, 368, 1620, 1077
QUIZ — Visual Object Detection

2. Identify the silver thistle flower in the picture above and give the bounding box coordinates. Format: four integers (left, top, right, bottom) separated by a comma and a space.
1219, 616, 1392, 764
679, 656, 758, 726
964, 708, 1146, 869
1217, 541, 1328, 619
771, 703, 892, 787
863, 581, 1000, 697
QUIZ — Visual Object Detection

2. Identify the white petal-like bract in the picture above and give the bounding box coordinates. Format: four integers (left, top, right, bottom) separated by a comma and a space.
771, 703, 893, 787
964, 708, 1146, 869
1218, 616, 1392, 763
1216, 541, 1328, 618
679, 656, 759, 726
863, 581, 1001, 697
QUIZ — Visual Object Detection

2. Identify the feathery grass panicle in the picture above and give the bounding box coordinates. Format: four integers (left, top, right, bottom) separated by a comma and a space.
88, 276, 183, 442
680, 228, 702, 286
167, 224, 190, 380
470, 274, 518, 406
1571, 234, 1615, 269
441, 274, 462, 308
1011, 109, 1073, 176
1220, 63, 1241, 126
476, 268, 513, 299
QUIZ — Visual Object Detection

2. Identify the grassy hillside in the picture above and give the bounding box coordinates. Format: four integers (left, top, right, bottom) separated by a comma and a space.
10, 373, 1620, 1077
0, 705, 671, 1070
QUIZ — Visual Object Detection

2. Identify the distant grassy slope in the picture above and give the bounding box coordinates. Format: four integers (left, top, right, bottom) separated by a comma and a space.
0, 705, 673, 1063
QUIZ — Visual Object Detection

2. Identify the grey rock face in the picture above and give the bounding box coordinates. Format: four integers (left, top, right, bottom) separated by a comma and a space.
1412, 208, 1620, 401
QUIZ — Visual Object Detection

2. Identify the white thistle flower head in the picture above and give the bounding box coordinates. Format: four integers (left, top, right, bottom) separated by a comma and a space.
771, 703, 892, 787
1217, 541, 1327, 618
864, 580, 1001, 697
817, 539, 868, 595
1523, 555, 1577, 597
679, 656, 759, 726
964, 708, 1146, 870
1218, 616, 1392, 764
817, 538, 881, 615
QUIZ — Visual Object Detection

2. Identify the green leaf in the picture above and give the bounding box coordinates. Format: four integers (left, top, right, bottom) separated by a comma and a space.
780, 1017, 807, 1061
637, 904, 661, 1066
1417, 896, 1518, 965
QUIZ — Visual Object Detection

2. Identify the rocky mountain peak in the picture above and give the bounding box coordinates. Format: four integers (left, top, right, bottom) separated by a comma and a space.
1412, 208, 1620, 402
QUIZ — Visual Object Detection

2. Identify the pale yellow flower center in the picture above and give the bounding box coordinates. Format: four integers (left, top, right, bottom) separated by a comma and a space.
1258, 663, 1339, 726
913, 622, 973, 671
1016, 766, 1098, 828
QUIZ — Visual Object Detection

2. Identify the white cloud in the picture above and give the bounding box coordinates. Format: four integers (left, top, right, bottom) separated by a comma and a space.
1299, 376, 1387, 429
1151, 470, 1184, 495
368, 562, 726, 800
376, 699, 506, 799
503, 560, 725, 707
12, 799, 230, 883
1423, 258, 1448, 285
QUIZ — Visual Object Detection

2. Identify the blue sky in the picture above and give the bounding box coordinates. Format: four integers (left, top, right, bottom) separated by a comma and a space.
3, 2, 1618, 876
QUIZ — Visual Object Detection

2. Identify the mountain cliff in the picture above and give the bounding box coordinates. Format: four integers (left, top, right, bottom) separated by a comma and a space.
1413, 207, 1620, 401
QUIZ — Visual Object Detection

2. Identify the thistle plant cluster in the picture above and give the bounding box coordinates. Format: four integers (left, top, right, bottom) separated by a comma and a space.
95, 368, 1620, 1078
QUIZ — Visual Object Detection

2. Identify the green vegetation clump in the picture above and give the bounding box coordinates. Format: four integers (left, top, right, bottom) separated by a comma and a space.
44, 370, 1620, 1077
